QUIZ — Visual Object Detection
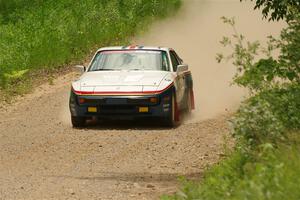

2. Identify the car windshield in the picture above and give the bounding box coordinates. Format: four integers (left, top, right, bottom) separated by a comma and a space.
88, 50, 170, 72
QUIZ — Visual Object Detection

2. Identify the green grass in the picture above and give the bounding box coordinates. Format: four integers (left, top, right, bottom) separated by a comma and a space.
162, 132, 300, 200
0, 0, 181, 97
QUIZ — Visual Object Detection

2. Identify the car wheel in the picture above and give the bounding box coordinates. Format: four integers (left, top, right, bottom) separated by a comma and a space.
165, 93, 180, 127
71, 116, 86, 128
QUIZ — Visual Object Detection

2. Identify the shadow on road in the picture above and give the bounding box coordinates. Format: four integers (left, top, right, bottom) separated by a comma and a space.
83, 119, 173, 131
78, 112, 193, 131
50, 171, 202, 183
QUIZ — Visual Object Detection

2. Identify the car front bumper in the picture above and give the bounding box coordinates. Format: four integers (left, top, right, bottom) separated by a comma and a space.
69, 87, 174, 120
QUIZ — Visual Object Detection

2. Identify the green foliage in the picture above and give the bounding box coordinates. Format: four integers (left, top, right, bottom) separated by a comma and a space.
278, 15, 300, 82
161, 150, 247, 200
4, 69, 29, 80
0, 0, 45, 23
0, 0, 181, 89
217, 16, 300, 92
217, 14, 300, 147
232, 83, 300, 146
163, 134, 300, 200
230, 1, 300, 90
253, 84, 300, 130
242, 0, 300, 22
232, 97, 285, 146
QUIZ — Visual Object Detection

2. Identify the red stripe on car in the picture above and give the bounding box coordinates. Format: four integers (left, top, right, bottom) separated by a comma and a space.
73, 83, 174, 96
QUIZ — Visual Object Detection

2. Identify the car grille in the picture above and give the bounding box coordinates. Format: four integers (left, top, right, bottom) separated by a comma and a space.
79, 97, 159, 106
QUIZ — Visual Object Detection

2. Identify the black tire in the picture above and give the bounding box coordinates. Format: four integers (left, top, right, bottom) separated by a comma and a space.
71, 116, 86, 128
164, 93, 180, 127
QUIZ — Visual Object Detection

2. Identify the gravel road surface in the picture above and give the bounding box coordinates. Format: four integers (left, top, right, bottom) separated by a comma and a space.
0, 73, 229, 199
0, 0, 284, 199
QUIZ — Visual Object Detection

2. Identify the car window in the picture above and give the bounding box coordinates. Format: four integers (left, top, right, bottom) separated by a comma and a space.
170, 51, 180, 72
162, 51, 170, 71
89, 50, 170, 72
173, 51, 183, 64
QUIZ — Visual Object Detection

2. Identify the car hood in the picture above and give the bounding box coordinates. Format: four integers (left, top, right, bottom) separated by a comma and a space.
77, 71, 170, 93
79, 71, 168, 86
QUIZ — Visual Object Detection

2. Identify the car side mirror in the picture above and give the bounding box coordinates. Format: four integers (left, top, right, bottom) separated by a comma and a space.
74, 65, 86, 74
177, 64, 188, 73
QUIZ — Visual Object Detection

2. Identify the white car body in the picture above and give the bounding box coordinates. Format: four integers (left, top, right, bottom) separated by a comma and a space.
69, 46, 194, 127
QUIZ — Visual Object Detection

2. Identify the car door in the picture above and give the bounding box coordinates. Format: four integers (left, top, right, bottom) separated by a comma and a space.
170, 50, 185, 107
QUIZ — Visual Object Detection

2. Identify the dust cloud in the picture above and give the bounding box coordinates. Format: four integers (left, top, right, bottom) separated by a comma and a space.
133, 0, 285, 121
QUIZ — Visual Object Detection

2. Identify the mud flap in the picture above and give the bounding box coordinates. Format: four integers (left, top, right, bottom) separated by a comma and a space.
190, 89, 195, 110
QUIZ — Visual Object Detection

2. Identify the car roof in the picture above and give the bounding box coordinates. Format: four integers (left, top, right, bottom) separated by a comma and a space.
97, 45, 171, 52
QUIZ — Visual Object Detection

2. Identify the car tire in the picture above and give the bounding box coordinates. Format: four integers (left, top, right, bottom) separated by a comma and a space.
164, 93, 180, 127
71, 116, 86, 128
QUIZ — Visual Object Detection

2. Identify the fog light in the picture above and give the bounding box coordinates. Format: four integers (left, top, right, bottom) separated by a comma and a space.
88, 107, 97, 113
139, 107, 149, 113
149, 97, 158, 103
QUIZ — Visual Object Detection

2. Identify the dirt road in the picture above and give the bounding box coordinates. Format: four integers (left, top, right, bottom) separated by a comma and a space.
0, 72, 229, 199
0, 0, 283, 199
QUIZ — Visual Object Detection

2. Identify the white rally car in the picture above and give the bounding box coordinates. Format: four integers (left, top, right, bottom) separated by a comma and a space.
69, 46, 195, 127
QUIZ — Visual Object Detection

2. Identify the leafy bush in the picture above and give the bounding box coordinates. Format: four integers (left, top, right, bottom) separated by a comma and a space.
233, 83, 300, 147
232, 97, 285, 146
242, 0, 300, 22
163, 133, 300, 200
216, 12, 300, 146
0, 0, 181, 88
254, 84, 300, 130
217, 14, 300, 92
